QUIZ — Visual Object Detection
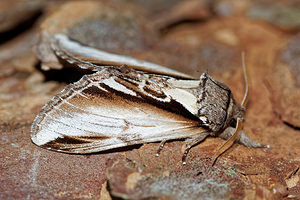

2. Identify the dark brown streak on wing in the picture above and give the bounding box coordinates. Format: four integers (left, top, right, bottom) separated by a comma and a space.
99, 82, 142, 103
117, 76, 140, 86
114, 76, 143, 94
79, 136, 110, 140
82, 85, 113, 99
42, 136, 89, 148
142, 86, 168, 98
42, 135, 110, 148
160, 99, 200, 121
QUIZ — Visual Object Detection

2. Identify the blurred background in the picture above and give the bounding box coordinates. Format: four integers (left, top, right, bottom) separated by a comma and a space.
0, 0, 299, 199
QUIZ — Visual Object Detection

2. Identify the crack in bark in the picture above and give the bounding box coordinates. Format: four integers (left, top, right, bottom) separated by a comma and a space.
283, 121, 300, 131
263, 79, 300, 131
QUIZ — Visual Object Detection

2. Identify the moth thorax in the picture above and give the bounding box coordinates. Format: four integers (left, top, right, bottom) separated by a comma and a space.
197, 73, 232, 133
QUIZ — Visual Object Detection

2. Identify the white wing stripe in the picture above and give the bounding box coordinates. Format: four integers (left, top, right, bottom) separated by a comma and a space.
43, 113, 118, 135
70, 88, 90, 99
102, 78, 137, 96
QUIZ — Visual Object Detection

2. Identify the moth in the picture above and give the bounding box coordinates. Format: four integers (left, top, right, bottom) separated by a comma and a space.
31, 34, 267, 164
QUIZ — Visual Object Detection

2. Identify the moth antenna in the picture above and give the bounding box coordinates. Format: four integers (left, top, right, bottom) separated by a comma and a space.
241, 52, 248, 107
211, 118, 243, 164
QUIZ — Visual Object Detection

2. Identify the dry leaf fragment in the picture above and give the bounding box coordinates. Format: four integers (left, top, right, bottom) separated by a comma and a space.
100, 181, 112, 200
125, 172, 143, 190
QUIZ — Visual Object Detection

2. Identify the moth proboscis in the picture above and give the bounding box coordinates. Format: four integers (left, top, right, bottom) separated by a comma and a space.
31, 34, 268, 164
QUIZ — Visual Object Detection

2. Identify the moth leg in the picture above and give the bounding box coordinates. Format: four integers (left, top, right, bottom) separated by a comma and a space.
155, 139, 167, 157
182, 132, 210, 165
218, 127, 268, 148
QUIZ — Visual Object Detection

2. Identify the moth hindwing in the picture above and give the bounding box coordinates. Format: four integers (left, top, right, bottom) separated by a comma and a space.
31, 36, 265, 163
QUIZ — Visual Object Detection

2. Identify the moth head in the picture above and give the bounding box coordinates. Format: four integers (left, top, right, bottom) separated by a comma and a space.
211, 52, 250, 163
227, 101, 245, 129
226, 52, 249, 130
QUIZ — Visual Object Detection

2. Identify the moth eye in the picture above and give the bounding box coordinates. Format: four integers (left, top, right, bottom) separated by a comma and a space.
229, 118, 237, 128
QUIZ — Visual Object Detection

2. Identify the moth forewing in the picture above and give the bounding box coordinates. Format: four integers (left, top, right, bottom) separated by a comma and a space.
30, 68, 205, 153
52, 34, 194, 79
